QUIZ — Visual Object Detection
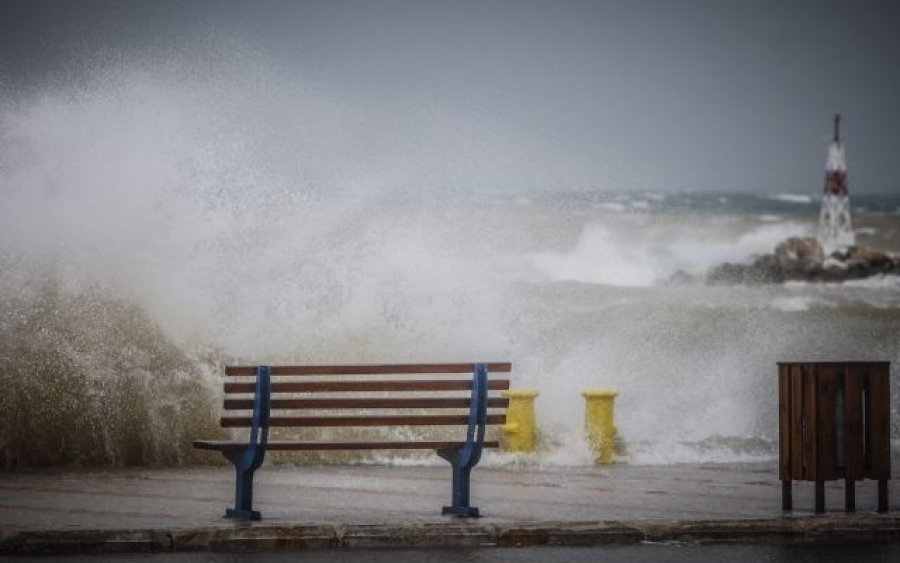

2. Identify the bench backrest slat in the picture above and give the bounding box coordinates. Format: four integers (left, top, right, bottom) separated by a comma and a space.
224, 397, 510, 410
224, 379, 511, 394
225, 363, 512, 376
219, 363, 510, 435
221, 414, 508, 428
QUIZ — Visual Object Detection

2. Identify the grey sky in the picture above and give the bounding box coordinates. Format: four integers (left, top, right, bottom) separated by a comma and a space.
2, 0, 899, 193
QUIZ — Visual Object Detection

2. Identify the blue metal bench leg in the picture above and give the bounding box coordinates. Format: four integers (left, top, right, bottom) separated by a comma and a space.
222, 365, 271, 521
225, 463, 261, 520
437, 363, 488, 518
442, 461, 478, 517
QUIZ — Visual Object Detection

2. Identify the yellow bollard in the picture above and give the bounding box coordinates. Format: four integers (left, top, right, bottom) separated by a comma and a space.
581, 388, 618, 464
500, 389, 539, 452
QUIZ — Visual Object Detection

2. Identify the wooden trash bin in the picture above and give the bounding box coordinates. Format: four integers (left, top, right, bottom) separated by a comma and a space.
778, 362, 891, 513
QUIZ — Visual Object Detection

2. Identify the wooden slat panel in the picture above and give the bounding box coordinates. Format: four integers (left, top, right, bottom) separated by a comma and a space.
778, 364, 791, 481
843, 364, 864, 481
225, 363, 512, 376
815, 364, 838, 481
224, 397, 510, 410
790, 364, 804, 479
802, 364, 818, 480
868, 363, 891, 480
225, 379, 511, 394
221, 414, 507, 427
194, 440, 500, 451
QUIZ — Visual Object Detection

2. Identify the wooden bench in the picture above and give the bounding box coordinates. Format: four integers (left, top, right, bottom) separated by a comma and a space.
194, 362, 511, 520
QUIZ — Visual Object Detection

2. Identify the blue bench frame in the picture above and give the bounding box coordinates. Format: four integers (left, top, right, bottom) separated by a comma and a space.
215, 363, 492, 520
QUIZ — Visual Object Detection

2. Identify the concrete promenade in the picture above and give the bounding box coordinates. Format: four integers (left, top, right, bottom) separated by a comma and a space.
1, 457, 898, 554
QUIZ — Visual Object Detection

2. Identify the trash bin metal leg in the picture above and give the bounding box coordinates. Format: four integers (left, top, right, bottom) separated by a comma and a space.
781, 481, 792, 511
844, 477, 855, 513
815, 481, 825, 514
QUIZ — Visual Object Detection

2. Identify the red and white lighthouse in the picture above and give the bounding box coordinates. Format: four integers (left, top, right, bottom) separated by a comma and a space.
818, 114, 855, 253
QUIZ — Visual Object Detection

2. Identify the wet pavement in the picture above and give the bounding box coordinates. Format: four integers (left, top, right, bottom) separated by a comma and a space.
1, 456, 898, 553
8, 543, 900, 562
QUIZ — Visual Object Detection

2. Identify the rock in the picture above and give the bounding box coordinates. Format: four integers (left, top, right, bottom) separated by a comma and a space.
848, 245, 893, 268
706, 256, 785, 285
774, 237, 824, 267
706, 239, 900, 285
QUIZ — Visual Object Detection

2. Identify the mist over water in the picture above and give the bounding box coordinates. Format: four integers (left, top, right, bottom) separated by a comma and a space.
2, 52, 898, 467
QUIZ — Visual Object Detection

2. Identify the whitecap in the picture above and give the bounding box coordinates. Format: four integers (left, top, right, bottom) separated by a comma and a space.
532, 224, 658, 287
598, 202, 627, 212
736, 222, 811, 251
771, 193, 813, 204
840, 274, 900, 289
770, 296, 815, 312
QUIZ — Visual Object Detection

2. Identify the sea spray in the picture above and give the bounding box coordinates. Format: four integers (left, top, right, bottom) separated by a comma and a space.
0, 60, 516, 466
0, 278, 222, 466
532, 219, 813, 286
2, 52, 898, 468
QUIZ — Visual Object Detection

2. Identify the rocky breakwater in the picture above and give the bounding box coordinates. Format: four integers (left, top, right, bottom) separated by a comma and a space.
706, 236, 900, 284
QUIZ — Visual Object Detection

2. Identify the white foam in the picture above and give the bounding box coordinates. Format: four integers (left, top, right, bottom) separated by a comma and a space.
840, 274, 900, 289
532, 224, 659, 287
625, 440, 776, 466
734, 222, 811, 252
787, 274, 900, 291
598, 202, 627, 212
771, 193, 813, 204
770, 296, 815, 312
532, 221, 811, 287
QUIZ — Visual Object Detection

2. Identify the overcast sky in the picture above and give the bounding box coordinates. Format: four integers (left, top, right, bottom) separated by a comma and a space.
2, 0, 899, 194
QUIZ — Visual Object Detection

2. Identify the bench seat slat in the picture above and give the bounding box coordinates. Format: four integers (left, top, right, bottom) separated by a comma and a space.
221, 414, 507, 427
224, 380, 510, 394
225, 363, 512, 376
194, 440, 501, 451
224, 397, 510, 410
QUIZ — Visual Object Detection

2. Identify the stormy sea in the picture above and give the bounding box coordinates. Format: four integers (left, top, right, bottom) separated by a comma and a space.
1, 70, 898, 469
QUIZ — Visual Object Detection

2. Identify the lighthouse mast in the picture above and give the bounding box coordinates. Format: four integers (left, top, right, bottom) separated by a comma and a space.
818, 114, 855, 253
